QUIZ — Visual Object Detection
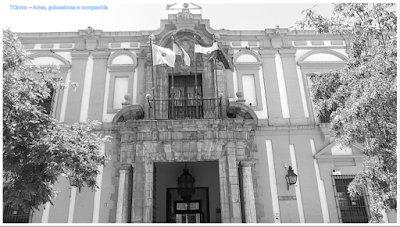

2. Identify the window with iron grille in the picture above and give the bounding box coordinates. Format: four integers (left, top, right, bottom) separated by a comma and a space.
320, 109, 333, 123
332, 175, 370, 223
3, 205, 30, 223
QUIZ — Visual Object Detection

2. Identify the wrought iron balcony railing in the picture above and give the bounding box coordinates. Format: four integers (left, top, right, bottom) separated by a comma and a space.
150, 98, 222, 120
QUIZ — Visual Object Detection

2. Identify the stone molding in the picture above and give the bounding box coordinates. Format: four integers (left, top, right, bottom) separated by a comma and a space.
107, 50, 138, 66
233, 49, 262, 63
107, 65, 136, 72
112, 104, 145, 122
28, 52, 71, 67
297, 49, 348, 63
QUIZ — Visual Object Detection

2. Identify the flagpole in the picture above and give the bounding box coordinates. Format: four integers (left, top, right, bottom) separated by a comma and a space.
213, 34, 219, 116
194, 34, 198, 118
149, 34, 156, 119
171, 35, 175, 119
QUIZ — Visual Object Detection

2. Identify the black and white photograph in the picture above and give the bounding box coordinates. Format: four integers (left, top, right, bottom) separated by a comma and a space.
1, 0, 398, 225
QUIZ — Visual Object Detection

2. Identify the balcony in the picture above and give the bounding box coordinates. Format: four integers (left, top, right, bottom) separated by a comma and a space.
150, 98, 222, 120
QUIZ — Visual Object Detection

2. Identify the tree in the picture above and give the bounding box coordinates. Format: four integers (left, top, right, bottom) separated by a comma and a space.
294, 4, 397, 222
2, 28, 110, 212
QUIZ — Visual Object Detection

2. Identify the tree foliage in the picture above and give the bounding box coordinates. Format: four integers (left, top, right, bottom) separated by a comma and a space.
2, 28, 110, 211
295, 4, 397, 222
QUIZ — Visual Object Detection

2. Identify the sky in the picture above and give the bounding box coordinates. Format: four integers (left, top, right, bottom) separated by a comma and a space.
0, 0, 341, 33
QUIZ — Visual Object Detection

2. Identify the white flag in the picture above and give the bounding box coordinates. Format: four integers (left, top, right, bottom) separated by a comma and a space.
173, 43, 190, 66
194, 42, 219, 54
152, 44, 176, 67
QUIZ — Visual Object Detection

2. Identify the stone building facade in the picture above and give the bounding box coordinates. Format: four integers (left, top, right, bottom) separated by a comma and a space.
8, 3, 397, 224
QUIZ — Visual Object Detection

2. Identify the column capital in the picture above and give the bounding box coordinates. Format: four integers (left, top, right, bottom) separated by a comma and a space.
259, 49, 277, 57
120, 164, 132, 170
240, 161, 254, 168
71, 51, 90, 60
278, 49, 296, 57
92, 51, 110, 59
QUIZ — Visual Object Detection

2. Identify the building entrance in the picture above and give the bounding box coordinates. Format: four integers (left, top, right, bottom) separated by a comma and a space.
153, 162, 219, 223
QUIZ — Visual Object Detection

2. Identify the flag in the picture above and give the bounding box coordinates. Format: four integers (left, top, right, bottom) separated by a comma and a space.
152, 44, 176, 67
194, 42, 219, 54
173, 43, 190, 66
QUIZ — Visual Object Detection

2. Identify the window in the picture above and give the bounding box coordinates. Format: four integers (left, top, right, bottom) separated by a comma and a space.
297, 49, 347, 124
233, 50, 263, 111
332, 175, 369, 223
242, 74, 257, 107
39, 88, 55, 115
3, 205, 30, 223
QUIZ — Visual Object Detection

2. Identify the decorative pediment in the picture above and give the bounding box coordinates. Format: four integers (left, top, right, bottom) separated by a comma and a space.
227, 102, 258, 123
314, 141, 365, 165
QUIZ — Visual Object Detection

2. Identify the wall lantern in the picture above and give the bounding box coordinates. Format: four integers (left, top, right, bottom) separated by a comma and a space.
177, 163, 196, 201
285, 166, 298, 190
68, 176, 81, 192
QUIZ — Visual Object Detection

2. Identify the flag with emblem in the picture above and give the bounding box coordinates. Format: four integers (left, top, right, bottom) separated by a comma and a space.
173, 43, 190, 66
194, 42, 219, 54
152, 44, 176, 67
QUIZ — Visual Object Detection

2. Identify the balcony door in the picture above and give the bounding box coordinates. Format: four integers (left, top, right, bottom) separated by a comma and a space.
169, 74, 202, 119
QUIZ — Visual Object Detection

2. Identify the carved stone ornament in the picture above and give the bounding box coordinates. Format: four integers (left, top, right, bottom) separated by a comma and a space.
177, 4, 194, 20
86, 26, 94, 37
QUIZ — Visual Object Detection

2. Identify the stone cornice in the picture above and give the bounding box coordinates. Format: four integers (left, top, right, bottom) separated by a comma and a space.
107, 65, 137, 72
315, 155, 365, 164
234, 62, 262, 70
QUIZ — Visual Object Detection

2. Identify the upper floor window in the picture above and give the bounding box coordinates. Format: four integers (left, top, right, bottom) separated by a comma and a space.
233, 50, 263, 111
297, 49, 347, 124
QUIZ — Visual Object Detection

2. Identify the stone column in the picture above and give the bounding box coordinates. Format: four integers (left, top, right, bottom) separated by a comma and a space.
143, 159, 154, 223
131, 160, 145, 223
226, 142, 242, 223
219, 157, 230, 223
116, 164, 132, 223
241, 161, 257, 223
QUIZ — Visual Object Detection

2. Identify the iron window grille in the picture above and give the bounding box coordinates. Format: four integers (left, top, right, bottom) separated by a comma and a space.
3, 205, 30, 223
331, 175, 370, 223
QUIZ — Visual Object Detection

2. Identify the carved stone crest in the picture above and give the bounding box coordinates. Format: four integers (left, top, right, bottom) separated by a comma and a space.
86, 26, 94, 37
177, 3, 193, 20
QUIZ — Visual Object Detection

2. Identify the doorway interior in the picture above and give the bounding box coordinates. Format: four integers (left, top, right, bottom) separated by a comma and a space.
153, 161, 220, 223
